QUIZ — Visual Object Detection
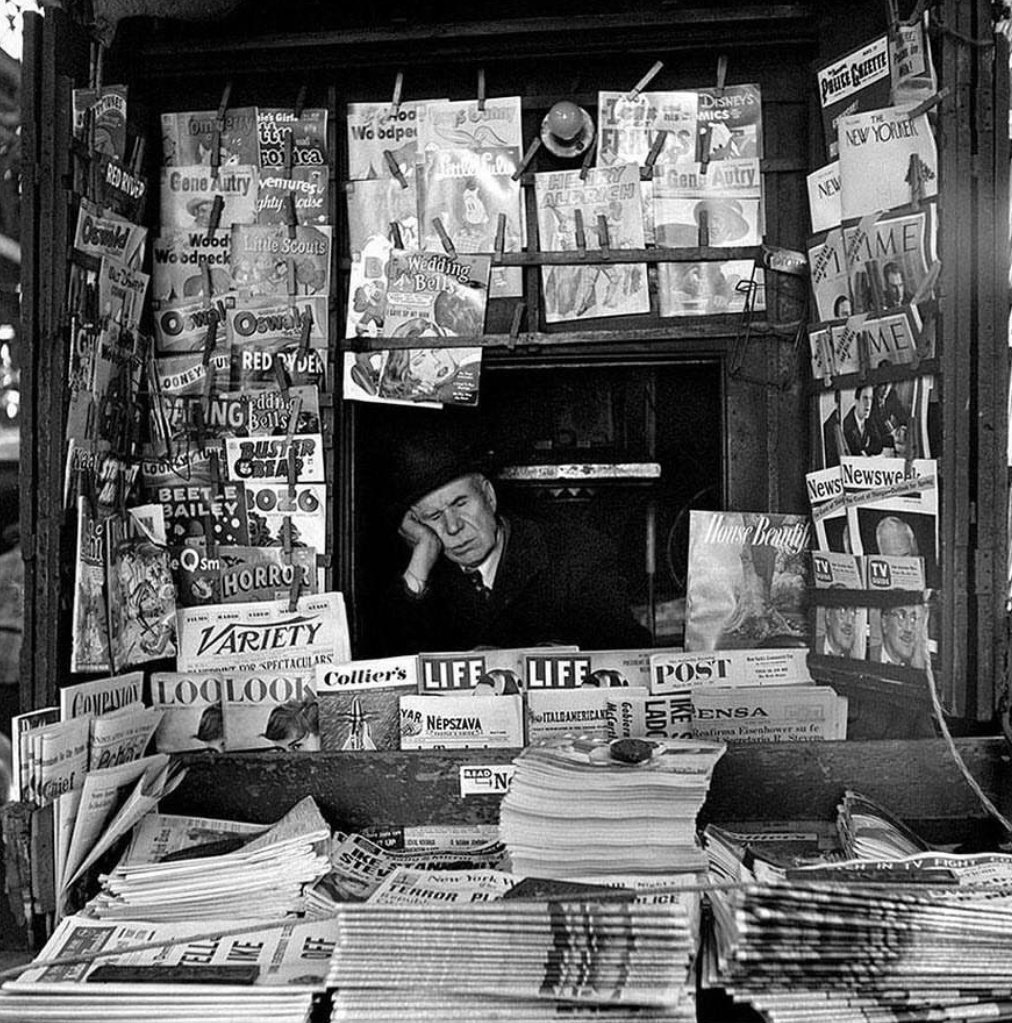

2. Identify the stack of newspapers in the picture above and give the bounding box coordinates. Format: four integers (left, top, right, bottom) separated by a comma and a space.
84, 795, 331, 921
325, 897, 698, 1022
499, 735, 726, 879
704, 866, 1012, 1023
0, 915, 336, 1023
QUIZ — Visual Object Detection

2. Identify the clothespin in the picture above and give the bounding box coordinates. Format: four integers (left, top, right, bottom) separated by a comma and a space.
715, 54, 728, 96
697, 206, 710, 247
383, 149, 408, 189
287, 258, 298, 303
884, 0, 901, 39
287, 570, 302, 613
284, 132, 294, 179
511, 138, 541, 182
389, 221, 404, 249
904, 413, 918, 477
906, 152, 931, 209
910, 259, 941, 306
835, 418, 852, 458
432, 217, 457, 259
208, 447, 223, 497
644, 131, 667, 176
285, 394, 304, 446
597, 215, 611, 258
508, 302, 526, 352
477, 68, 486, 112
297, 305, 314, 357
201, 317, 218, 367
199, 256, 214, 304
293, 83, 307, 120
494, 213, 506, 263
129, 135, 145, 177
698, 123, 713, 175
817, 331, 833, 389
391, 71, 404, 115
202, 513, 219, 560
626, 60, 663, 102
90, 39, 104, 91
574, 208, 587, 258
192, 398, 208, 452
273, 356, 291, 401
205, 195, 224, 241
284, 192, 299, 240
857, 327, 870, 381
579, 144, 595, 181
210, 81, 233, 180
907, 86, 950, 120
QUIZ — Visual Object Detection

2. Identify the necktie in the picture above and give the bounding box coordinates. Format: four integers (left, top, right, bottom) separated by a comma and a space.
465, 571, 491, 601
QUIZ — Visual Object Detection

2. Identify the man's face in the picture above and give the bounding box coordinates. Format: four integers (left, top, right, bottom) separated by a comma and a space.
826, 605, 857, 655
856, 392, 872, 418
887, 270, 904, 296
412, 474, 498, 568
877, 520, 916, 557
881, 605, 921, 664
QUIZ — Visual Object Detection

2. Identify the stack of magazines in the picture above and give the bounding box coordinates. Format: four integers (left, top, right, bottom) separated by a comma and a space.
85, 796, 330, 921
499, 736, 725, 879
325, 897, 698, 1021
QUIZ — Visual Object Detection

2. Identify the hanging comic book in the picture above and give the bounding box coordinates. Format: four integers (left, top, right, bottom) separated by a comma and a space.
223, 434, 327, 484
417, 97, 524, 299
654, 158, 764, 319
146, 391, 247, 461
73, 85, 128, 160
173, 545, 317, 607
71, 495, 112, 674
226, 302, 328, 392
97, 256, 149, 330
534, 164, 650, 324
257, 107, 328, 168
230, 224, 332, 299
256, 167, 328, 226
147, 469, 250, 548
73, 198, 148, 270
346, 178, 419, 255
160, 165, 258, 230
373, 249, 489, 406
94, 154, 148, 223
105, 504, 177, 670
161, 106, 259, 167
695, 84, 763, 161
243, 481, 327, 558
685, 509, 812, 651
596, 90, 699, 167
151, 229, 235, 305
347, 99, 441, 181
242, 385, 321, 435
152, 293, 236, 356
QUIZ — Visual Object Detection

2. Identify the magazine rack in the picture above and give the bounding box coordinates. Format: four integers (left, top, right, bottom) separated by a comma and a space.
6, 0, 1012, 955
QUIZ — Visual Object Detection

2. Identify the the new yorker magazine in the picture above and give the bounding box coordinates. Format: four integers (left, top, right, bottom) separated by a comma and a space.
534, 164, 650, 324
685, 510, 812, 651
417, 97, 523, 299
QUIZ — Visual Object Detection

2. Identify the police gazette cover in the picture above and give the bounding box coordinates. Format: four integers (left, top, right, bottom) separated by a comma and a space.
176, 591, 350, 676
685, 510, 812, 651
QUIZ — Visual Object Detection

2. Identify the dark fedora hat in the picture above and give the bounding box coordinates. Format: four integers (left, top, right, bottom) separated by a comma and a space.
366, 407, 495, 516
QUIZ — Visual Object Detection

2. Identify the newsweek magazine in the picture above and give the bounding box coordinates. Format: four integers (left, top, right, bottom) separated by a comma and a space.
230, 223, 332, 299
175, 591, 350, 676
838, 106, 937, 221
221, 670, 320, 752
596, 89, 699, 167
71, 495, 112, 674
104, 505, 177, 670
841, 455, 940, 587
151, 228, 234, 305
150, 670, 224, 752
534, 164, 650, 323
808, 465, 852, 552
806, 160, 841, 233
159, 165, 258, 230
72, 84, 128, 160
160, 105, 259, 167
417, 96, 524, 298
685, 510, 812, 651
317, 655, 420, 751
223, 433, 327, 485
242, 481, 327, 557
843, 202, 937, 315
375, 249, 489, 406
815, 34, 891, 159
173, 544, 317, 607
